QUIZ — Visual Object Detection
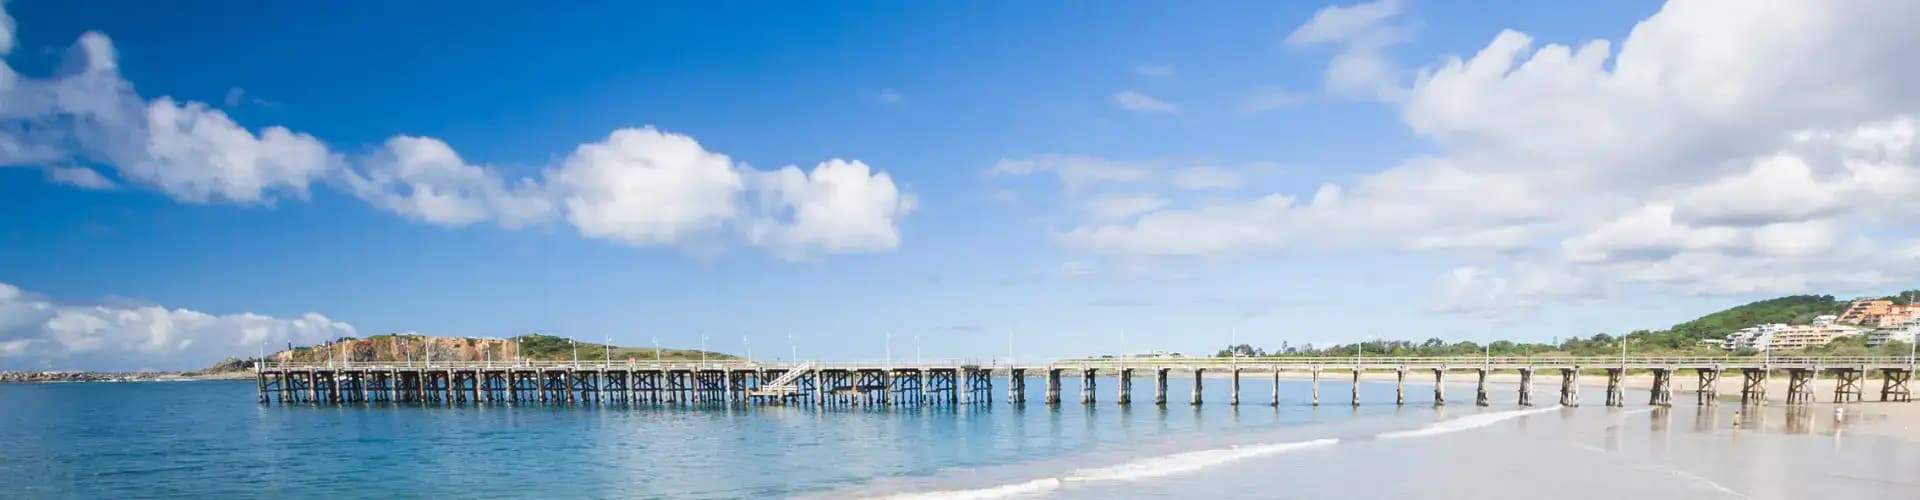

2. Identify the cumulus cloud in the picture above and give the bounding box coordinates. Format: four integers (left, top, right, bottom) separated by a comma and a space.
43, 166, 115, 189
746, 159, 916, 259
1081, 193, 1166, 220
1056, 0, 1920, 305
1167, 166, 1246, 190
0, 0, 13, 56
1112, 90, 1179, 114
0, 31, 335, 204
549, 127, 745, 247
989, 155, 1152, 193
1286, 0, 1411, 101
0, 4, 913, 259
0, 281, 355, 370
343, 135, 554, 228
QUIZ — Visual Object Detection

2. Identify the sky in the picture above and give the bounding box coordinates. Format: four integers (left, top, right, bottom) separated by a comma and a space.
3, 0, 1919, 370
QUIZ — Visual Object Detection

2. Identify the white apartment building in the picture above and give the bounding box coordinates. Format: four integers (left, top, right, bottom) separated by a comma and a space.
1866, 318, 1920, 347
1721, 323, 1862, 350
1722, 324, 1786, 350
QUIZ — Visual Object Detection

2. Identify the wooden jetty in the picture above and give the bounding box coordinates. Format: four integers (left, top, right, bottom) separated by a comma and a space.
256, 356, 1915, 408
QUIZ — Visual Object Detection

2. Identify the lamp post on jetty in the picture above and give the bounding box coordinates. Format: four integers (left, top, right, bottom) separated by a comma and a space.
745, 336, 753, 364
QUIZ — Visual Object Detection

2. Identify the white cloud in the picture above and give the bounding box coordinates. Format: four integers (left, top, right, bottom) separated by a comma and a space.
343, 135, 554, 228
129, 97, 334, 204
989, 155, 1152, 193
549, 127, 744, 247
0, 281, 355, 370
44, 166, 114, 189
0, 0, 14, 56
1060, 260, 1096, 278
746, 159, 916, 259
1082, 193, 1166, 220
1286, 0, 1410, 101
1168, 166, 1245, 190
1133, 64, 1175, 78
1112, 90, 1179, 114
0, 30, 334, 205
1058, 0, 1920, 302
0, 4, 915, 259
878, 88, 905, 103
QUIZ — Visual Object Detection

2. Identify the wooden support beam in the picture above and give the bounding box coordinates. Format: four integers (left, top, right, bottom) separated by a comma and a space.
1741, 368, 1767, 405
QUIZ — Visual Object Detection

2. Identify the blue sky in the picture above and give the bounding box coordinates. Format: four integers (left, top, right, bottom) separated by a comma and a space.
5, 0, 1919, 370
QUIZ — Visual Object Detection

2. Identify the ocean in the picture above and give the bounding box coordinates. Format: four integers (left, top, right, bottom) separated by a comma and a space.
3, 378, 1916, 499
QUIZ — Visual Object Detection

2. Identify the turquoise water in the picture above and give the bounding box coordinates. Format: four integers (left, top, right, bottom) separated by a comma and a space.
4, 379, 1917, 499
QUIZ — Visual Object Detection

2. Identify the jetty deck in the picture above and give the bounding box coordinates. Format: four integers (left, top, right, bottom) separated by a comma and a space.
255, 356, 1915, 408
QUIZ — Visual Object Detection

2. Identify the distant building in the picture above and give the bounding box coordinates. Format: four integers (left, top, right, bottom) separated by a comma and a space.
1721, 323, 1862, 350
1765, 324, 1863, 349
1836, 298, 1919, 327
1812, 314, 1838, 325
1866, 318, 1920, 347
1722, 324, 1785, 350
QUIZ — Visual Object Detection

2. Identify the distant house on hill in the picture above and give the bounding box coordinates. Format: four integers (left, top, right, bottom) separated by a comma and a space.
1836, 298, 1920, 328
1720, 323, 1862, 350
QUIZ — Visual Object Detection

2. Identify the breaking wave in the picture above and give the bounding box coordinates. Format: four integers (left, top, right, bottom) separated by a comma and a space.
870, 407, 1558, 499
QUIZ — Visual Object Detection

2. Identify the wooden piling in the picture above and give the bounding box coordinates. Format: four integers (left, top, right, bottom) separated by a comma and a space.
1605, 368, 1624, 407
1045, 368, 1062, 405
1649, 368, 1672, 406
1270, 369, 1281, 407
1229, 368, 1241, 406
1311, 368, 1321, 406
1518, 368, 1533, 406
1559, 368, 1581, 407
1395, 368, 1406, 406
1432, 368, 1445, 406
1154, 368, 1170, 406
1191, 369, 1204, 406
1475, 368, 1489, 407
1080, 368, 1097, 404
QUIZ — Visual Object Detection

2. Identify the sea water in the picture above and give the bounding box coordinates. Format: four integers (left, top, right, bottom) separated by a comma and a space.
2, 379, 1915, 499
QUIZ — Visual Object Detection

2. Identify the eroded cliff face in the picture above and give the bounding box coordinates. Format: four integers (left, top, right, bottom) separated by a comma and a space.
270, 336, 518, 363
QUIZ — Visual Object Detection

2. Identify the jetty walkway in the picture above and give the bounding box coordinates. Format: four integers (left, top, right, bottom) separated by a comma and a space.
255, 356, 1914, 408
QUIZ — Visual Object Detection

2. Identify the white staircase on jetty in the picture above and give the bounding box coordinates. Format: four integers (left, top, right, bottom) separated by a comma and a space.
749, 362, 814, 398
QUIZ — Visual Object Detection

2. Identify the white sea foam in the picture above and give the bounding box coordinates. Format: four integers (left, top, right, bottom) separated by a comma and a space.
1377, 406, 1562, 439
871, 407, 1559, 499
872, 478, 1063, 500
868, 438, 1338, 499
1061, 438, 1339, 482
